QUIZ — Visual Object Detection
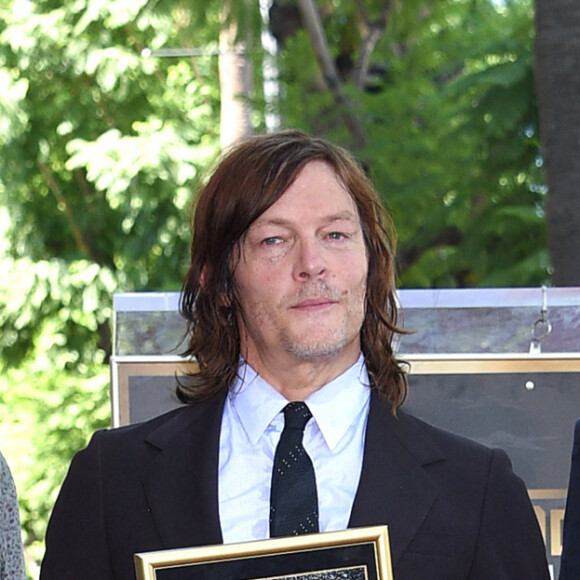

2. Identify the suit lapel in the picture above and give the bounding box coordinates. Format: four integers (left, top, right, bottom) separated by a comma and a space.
142, 393, 227, 549
137, 388, 444, 561
349, 391, 444, 565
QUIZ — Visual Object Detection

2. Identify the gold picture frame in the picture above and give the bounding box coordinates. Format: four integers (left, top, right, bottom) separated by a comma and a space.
134, 525, 393, 580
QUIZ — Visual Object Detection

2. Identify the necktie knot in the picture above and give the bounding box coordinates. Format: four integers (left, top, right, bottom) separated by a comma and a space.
283, 402, 312, 431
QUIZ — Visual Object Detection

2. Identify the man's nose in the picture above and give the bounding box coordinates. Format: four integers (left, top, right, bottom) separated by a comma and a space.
293, 237, 327, 280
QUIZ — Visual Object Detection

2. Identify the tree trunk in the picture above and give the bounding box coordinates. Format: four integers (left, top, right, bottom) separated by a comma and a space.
534, 0, 580, 286
219, 1, 253, 149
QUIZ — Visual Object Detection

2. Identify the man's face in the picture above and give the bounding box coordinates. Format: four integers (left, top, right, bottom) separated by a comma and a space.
233, 160, 368, 372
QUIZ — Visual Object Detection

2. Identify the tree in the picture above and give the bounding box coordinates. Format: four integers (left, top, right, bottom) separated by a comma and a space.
534, 0, 580, 286
219, 0, 254, 147
0, 0, 226, 572
296, 0, 367, 147
275, 0, 547, 286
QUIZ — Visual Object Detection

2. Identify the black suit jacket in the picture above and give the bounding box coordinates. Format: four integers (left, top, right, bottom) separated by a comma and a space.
559, 418, 580, 579
40, 390, 549, 580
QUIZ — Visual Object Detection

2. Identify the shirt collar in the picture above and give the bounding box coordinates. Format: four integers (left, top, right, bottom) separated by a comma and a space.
229, 355, 370, 451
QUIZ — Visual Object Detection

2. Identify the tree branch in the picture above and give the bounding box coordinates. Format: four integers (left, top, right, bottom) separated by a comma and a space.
353, 0, 391, 90
37, 161, 95, 259
296, 0, 367, 148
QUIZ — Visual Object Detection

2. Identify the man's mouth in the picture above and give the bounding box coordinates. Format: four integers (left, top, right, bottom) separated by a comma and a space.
291, 297, 337, 311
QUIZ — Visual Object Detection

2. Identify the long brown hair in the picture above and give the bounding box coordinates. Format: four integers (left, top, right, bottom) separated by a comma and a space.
179, 130, 408, 410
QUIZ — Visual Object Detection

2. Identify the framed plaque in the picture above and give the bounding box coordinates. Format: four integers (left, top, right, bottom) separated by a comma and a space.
134, 526, 393, 580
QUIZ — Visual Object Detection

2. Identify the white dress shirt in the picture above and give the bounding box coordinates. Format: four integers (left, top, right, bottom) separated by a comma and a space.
218, 354, 371, 543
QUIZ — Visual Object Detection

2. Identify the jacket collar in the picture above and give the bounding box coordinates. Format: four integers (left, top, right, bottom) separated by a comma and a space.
139, 387, 445, 563
142, 392, 227, 549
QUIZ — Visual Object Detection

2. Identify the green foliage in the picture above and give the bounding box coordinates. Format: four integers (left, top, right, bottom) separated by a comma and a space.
0, 257, 115, 576
277, 0, 546, 288
0, 364, 110, 577
0, 0, 222, 282
0, 1, 226, 574
1, 258, 116, 366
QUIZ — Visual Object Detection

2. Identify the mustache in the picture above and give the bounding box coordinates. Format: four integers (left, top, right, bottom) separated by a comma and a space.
284, 282, 342, 306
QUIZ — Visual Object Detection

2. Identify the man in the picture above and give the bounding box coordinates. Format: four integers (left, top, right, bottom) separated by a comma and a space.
41, 130, 549, 579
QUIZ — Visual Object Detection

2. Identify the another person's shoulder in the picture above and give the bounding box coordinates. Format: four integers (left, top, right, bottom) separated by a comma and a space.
0, 450, 19, 501
0, 450, 12, 480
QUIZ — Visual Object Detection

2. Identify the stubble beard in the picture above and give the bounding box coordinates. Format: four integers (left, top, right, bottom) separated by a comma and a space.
278, 282, 366, 362
281, 323, 352, 360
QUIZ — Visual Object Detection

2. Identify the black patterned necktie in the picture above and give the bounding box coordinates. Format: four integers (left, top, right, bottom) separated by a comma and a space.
269, 401, 319, 537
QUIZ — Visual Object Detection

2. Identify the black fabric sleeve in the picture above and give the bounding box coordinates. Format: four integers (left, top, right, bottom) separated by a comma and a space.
40, 431, 115, 580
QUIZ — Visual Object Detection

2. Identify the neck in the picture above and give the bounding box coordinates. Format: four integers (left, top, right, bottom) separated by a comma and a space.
243, 347, 361, 401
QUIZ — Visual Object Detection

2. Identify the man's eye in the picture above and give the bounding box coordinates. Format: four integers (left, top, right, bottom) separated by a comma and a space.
262, 236, 282, 245
328, 231, 346, 240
